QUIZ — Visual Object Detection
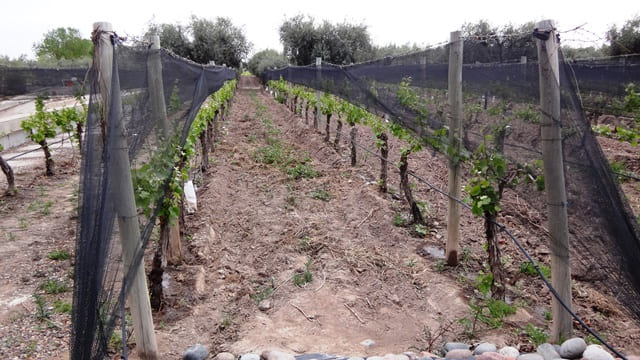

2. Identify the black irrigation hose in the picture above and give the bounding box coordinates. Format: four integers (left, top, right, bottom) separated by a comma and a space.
349, 136, 626, 359
286, 96, 628, 357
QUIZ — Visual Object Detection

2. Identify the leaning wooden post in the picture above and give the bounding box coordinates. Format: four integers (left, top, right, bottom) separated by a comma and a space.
94, 22, 158, 359
534, 19, 572, 342
446, 30, 463, 266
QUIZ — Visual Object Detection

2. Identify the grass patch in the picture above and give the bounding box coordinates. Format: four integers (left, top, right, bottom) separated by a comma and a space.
519, 261, 551, 279
286, 163, 321, 179
48, 250, 71, 261
39, 279, 69, 294
294, 260, 313, 287
525, 324, 549, 345
310, 189, 330, 201
392, 213, 408, 227
53, 300, 72, 314
251, 280, 275, 304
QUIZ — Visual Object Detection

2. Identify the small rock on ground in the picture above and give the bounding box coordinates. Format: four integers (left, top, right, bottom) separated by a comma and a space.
582, 345, 614, 360
559, 338, 587, 359
517, 354, 544, 360
536, 343, 560, 360
476, 352, 516, 360
445, 349, 473, 359
262, 350, 296, 360
444, 343, 470, 353
215, 352, 236, 360
241, 354, 261, 360
499, 347, 520, 358
184, 344, 209, 360
474, 343, 498, 355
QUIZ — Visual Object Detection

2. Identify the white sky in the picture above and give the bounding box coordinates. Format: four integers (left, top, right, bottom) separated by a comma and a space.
0, 0, 637, 59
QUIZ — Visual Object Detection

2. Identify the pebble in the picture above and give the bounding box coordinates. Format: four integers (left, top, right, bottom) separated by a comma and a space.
474, 343, 498, 355
381, 354, 409, 360
241, 354, 261, 360
517, 354, 544, 360
499, 347, 520, 358
262, 350, 296, 360
536, 343, 561, 360
445, 349, 473, 359
183, 344, 209, 360
476, 352, 516, 360
361, 339, 376, 347
258, 299, 272, 311
444, 343, 470, 352
215, 352, 236, 360
559, 338, 587, 359
582, 345, 613, 360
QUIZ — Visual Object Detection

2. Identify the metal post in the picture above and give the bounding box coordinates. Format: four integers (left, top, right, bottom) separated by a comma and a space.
535, 19, 572, 341
93, 22, 159, 359
446, 30, 463, 266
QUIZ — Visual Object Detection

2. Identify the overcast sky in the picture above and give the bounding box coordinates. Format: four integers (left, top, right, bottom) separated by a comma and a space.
0, 0, 636, 59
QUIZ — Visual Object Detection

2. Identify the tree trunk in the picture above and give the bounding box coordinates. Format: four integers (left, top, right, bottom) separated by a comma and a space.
378, 133, 388, 193
39, 139, 54, 176
206, 117, 214, 153
399, 151, 424, 224
150, 217, 170, 311
334, 118, 343, 150
350, 126, 357, 166
200, 128, 209, 173
213, 110, 220, 150
75, 121, 83, 151
324, 113, 332, 142
0, 155, 16, 195
305, 104, 310, 124
485, 213, 505, 300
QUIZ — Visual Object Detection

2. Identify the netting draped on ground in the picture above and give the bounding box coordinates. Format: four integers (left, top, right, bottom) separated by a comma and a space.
264, 37, 640, 319
70, 35, 235, 359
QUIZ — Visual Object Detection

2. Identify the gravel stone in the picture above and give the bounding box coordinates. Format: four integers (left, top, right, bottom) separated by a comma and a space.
474, 343, 498, 355
559, 338, 587, 359
582, 345, 613, 360
537, 343, 561, 360
183, 344, 209, 360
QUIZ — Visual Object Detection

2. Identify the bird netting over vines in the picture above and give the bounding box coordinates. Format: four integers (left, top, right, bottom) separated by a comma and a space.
67, 31, 235, 359
264, 34, 640, 319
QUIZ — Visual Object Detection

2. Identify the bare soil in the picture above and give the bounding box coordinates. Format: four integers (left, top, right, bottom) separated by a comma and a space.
1, 76, 639, 359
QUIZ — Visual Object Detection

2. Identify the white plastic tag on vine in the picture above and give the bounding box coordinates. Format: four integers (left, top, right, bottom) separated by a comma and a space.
184, 180, 197, 214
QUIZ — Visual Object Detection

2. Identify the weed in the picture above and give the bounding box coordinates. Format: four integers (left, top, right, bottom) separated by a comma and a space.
414, 224, 428, 237
519, 261, 551, 279
525, 324, 549, 345
544, 309, 552, 321
26, 341, 37, 356
286, 163, 320, 179
7, 232, 15, 241
48, 249, 71, 261
33, 294, 49, 320
434, 260, 445, 272
247, 134, 257, 142
53, 300, 72, 314
610, 160, 633, 182
294, 260, 313, 287
584, 333, 603, 345
251, 279, 275, 304
514, 106, 540, 123
407, 258, 416, 268
299, 236, 311, 251
392, 213, 408, 227
219, 313, 232, 330
39, 279, 69, 294
109, 331, 123, 351
27, 199, 54, 215
310, 189, 330, 201
285, 194, 296, 208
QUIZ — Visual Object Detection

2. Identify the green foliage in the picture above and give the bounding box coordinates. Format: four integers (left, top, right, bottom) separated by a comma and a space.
28, 199, 54, 215
48, 250, 71, 261
33, 294, 49, 320
286, 163, 320, 179
514, 105, 540, 123
247, 49, 288, 77
392, 213, 408, 227
251, 279, 275, 304
310, 189, 330, 201
294, 260, 314, 287
168, 81, 182, 114
39, 279, 69, 294
320, 92, 339, 116
610, 160, 634, 182
584, 333, 604, 345
21, 97, 57, 144
623, 83, 640, 113
607, 16, 640, 56
53, 300, 72, 314
476, 271, 494, 296
519, 261, 551, 279
414, 223, 428, 237
525, 324, 549, 345
33, 27, 92, 60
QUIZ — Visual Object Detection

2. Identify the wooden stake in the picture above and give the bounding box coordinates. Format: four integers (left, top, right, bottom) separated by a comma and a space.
446, 30, 463, 266
93, 22, 158, 359
535, 19, 572, 342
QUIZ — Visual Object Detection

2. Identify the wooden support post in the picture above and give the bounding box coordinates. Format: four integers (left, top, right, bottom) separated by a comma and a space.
93, 22, 158, 359
350, 126, 357, 166
148, 35, 168, 139
446, 30, 463, 266
535, 19, 572, 342
315, 57, 322, 130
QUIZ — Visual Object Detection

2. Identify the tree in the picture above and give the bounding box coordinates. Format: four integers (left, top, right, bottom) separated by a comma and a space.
461, 20, 537, 63
190, 16, 252, 67
279, 15, 375, 65
0, 143, 16, 195
247, 49, 288, 77
147, 23, 192, 59
33, 27, 92, 60
607, 16, 640, 56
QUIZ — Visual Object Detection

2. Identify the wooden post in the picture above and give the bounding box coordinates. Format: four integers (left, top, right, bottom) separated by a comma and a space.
535, 19, 572, 342
93, 22, 158, 359
148, 35, 168, 139
315, 57, 322, 130
446, 30, 463, 266
350, 126, 357, 166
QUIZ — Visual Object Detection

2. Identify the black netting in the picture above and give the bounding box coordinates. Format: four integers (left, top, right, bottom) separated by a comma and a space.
0, 66, 89, 97
70, 35, 235, 359
264, 36, 640, 320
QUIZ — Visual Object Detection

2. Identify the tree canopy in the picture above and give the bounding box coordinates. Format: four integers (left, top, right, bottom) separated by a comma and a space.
146, 16, 252, 68
607, 16, 640, 56
247, 49, 288, 77
279, 15, 373, 65
33, 27, 92, 61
